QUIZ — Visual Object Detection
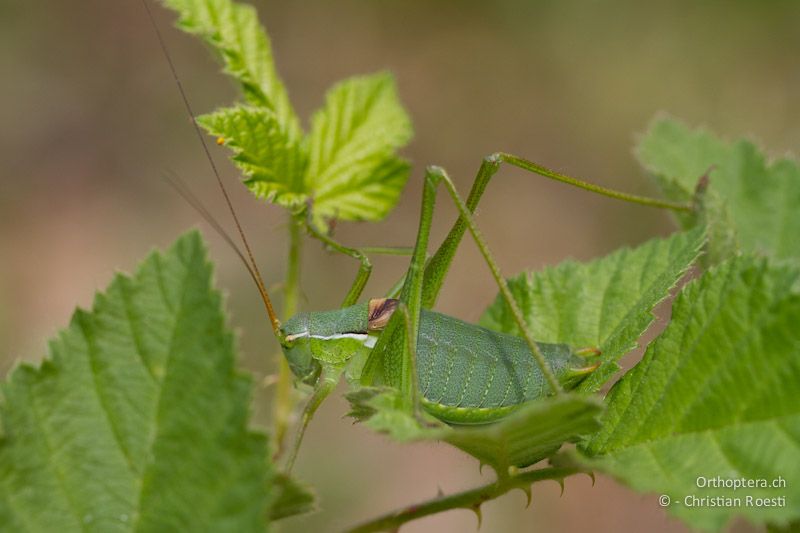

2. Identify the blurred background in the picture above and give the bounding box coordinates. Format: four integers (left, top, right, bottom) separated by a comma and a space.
2, 0, 799, 531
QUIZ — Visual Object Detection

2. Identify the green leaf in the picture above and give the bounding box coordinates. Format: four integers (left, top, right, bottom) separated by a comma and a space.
637, 117, 800, 262
161, 0, 302, 142
769, 520, 800, 533
444, 395, 602, 472
198, 106, 308, 209
0, 232, 274, 532
346, 388, 601, 473
345, 387, 448, 443
480, 228, 705, 392
269, 473, 316, 521
160, 1, 413, 225
582, 257, 800, 531
306, 73, 412, 229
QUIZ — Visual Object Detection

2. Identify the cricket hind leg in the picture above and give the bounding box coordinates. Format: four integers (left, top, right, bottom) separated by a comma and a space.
421, 153, 693, 308
422, 165, 565, 395
361, 152, 691, 415
365, 160, 620, 410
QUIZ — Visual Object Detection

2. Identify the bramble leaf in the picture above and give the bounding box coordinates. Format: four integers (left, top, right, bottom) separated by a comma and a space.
346, 388, 601, 473
444, 395, 602, 472
346, 387, 448, 442
161, 0, 302, 142
0, 232, 275, 532
270, 473, 316, 521
198, 106, 308, 209
480, 228, 705, 392
582, 257, 800, 531
306, 73, 412, 230
637, 117, 800, 262
163, 1, 412, 227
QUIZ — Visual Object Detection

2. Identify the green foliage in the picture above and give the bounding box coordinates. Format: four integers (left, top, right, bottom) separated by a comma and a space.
444, 394, 602, 472
0, 232, 275, 531
480, 228, 705, 392
769, 520, 800, 533
346, 388, 602, 473
346, 387, 448, 442
306, 73, 412, 230
582, 257, 800, 531
161, 0, 301, 141
638, 117, 800, 262
28, 0, 797, 526
270, 474, 317, 521
163, 0, 412, 229
198, 106, 308, 209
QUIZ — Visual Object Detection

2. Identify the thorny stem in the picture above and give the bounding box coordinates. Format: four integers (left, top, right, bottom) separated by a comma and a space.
273, 214, 304, 457
343, 466, 585, 533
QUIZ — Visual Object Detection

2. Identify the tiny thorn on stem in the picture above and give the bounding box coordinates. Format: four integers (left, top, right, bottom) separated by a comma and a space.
344, 466, 585, 532
692, 165, 715, 211
468, 503, 483, 528
518, 486, 532, 508
696, 165, 716, 194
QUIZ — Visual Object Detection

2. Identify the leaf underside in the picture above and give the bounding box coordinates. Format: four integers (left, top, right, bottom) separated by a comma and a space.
0, 232, 274, 532
637, 117, 800, 262
444, 394, 603, 472
582, 257, 800, 531
480, 228, 705, 392
346, 387, 602, 474
269, 473, 317, 521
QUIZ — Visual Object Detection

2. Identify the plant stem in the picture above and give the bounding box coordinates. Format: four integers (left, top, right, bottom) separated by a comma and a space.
343, 466, 583, 533
273, 214, 303, 456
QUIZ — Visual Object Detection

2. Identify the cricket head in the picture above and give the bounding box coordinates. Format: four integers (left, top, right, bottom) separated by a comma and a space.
279, 312, 319, 384
279, 299, 398, 384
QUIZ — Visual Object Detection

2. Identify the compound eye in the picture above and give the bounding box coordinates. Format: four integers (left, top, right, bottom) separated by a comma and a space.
283, 331, 308, 344
368, 298, 399, 330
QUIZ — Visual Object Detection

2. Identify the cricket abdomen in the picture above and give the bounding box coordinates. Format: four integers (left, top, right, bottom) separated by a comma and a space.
416, 310, 583, 424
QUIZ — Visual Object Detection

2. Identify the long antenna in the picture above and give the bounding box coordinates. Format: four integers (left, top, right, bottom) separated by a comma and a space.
140, 0, 281, 335
162, 171, 253, 275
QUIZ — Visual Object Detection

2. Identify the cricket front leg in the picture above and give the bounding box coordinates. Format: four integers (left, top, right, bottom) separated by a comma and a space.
360, 171, 438, 414
394, 173, 438, 414
284, 364, 344, 474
